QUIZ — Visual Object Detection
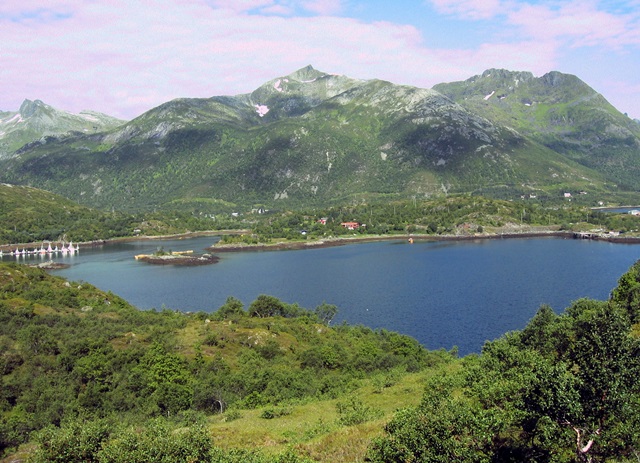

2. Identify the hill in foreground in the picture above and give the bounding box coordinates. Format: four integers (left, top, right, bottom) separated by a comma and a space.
2, 258, 640, 462
0, 262, 445, 461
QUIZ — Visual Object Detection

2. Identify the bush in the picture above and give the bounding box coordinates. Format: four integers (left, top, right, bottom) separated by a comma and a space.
259, 407, 291, 420
335, 396, 382, 426
224, 409, 242, 422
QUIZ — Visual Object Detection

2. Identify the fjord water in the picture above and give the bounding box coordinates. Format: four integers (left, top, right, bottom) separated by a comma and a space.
10, 236, 640, 355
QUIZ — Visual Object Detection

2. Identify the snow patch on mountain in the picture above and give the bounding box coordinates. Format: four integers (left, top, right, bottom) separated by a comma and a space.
79, 113, 100, 122
3, 114, 23, 124
255, 104, 269, 117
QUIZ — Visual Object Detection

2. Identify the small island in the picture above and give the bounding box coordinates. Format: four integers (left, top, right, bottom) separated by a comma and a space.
134, 248, 220, 266
29, 260, 71, 270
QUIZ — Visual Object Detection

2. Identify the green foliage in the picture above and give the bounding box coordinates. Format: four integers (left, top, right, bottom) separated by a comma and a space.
368, 260, 640, 463
221, 196, 640, 248
0, 262, 430, 460
96, 419, 213, 463
213, 296, 245, 321
27, 415, 317, 463
335, 395, 382, 426
260, 406, 291, 420
314, 302, 337, 325
29, 419, 111, 463
248, 295, 286, 318
0, 183, 245, 246
8, 256, 640, 462
610, 259, 640, 323
368, 374, 501, 463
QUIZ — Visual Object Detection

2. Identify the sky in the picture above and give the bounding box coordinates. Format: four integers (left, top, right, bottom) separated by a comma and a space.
1, 0, 640, 120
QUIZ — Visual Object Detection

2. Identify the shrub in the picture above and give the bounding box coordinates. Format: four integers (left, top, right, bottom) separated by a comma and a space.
335, 396, 382, 426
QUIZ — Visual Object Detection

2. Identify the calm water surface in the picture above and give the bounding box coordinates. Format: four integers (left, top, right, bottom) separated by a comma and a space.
6, 236, 640, 354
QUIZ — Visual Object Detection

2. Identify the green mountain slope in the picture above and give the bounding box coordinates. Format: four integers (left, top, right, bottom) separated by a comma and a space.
433, 69, 640, 188
0, 99, 124, 160
0, 66, 632, 212
0, 183, 139, 244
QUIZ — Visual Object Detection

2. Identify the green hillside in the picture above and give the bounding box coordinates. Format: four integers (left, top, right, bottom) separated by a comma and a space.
1, 258, 640, 462
434, 69, 640, 189
1, 66, 631, 213
0, 262, 447, 462
0, 183, 240, 246
0, 183, 137, 244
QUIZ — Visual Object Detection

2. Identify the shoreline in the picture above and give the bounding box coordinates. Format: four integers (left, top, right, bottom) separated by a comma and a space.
209, 228, 640, 253
0, 230, 249, 254
207, 230, 571, 253
3, 228, 640, 257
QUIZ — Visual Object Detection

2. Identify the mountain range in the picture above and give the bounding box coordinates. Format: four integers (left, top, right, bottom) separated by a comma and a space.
0, 99, 123, 159
1, 66, 638, 212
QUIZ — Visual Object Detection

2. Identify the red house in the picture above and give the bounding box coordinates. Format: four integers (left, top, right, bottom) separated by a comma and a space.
341, 221, 360, 230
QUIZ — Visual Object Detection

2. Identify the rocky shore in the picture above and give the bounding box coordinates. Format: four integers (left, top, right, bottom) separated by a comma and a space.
29, 261, 70, 269
208, 229, 575, 253
135, 253, 220, 266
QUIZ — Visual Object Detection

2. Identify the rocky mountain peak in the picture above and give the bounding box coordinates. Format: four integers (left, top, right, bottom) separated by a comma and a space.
478, 69, 534, 82
19, 99, 48, 117
287, 64, 324, 82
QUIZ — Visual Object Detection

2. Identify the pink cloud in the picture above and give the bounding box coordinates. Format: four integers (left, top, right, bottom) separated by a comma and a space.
507, 1, 639, 48
205, 0, 275, 13
597, 79, 640, 119
429, 0, 503, 20
260, 4, 295, 15
0, 0, 76, 15
301, 0, 343, 16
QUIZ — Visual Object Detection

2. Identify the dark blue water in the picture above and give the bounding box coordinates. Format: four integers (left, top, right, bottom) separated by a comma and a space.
5, 236, 640, 354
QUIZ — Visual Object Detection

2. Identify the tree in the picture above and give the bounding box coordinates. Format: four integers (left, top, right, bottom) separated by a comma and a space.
214, 296, 245, 320
17, 325, 58, 356
314, 302, 337, 325
29, 419, 110, 463
248, 295, 285, 318
563, 301, 640, 461
367, 375, 500, 463
610, 260, 640, 323
367, 295, 640, 463
131, 343, 194, 416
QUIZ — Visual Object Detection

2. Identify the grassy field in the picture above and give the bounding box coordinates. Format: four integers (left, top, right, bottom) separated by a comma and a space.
204, 365, 457, 462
